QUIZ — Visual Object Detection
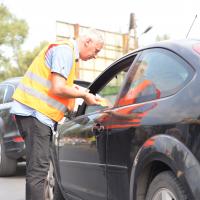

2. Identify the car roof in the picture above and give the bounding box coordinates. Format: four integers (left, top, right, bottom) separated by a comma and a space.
134, 39, 200, 52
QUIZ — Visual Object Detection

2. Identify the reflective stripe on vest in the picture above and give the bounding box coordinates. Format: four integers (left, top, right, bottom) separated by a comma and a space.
25, 70, 51, 88
17, 83, 66, 112
13, 40, 76, 122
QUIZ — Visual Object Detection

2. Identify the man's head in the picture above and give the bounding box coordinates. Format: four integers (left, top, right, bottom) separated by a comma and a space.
78, 28, 104, 61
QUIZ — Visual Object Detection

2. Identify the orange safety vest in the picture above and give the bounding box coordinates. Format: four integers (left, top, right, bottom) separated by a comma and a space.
12, 40, 76, 122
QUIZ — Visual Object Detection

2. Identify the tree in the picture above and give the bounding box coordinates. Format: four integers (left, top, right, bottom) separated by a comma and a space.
0, 41, 48, 81
16, 41, 48, 76
0, 4, 28, 81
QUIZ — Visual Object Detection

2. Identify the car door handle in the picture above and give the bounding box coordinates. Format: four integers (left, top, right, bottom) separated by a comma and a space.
92, 123, 104, 133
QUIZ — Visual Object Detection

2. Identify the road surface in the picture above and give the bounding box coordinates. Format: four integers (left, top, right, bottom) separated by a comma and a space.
0, 163, 25, 200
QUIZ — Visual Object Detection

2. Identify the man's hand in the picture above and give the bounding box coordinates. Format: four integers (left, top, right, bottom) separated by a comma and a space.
83, 93, 101, 105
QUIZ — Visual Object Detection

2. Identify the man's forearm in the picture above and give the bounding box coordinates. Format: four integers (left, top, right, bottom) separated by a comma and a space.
50, 85, 87, 99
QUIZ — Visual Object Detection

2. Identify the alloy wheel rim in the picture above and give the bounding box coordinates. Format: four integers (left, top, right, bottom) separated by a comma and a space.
152, 188, 176, 200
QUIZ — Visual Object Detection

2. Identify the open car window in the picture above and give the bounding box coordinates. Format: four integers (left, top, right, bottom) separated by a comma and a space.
83, 55, 138, 115
98, 71, 127, 105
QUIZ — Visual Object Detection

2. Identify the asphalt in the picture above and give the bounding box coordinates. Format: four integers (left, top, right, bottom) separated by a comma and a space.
0, 163, 25, 200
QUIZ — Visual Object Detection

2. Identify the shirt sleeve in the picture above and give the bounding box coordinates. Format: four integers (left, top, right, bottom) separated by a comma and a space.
50, 45, 73, 79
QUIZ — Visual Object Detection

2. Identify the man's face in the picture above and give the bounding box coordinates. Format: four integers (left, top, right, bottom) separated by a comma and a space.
80, 38, 103, 61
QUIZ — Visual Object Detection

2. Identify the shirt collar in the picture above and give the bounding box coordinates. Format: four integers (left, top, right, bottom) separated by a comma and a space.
70, 39, 79, 62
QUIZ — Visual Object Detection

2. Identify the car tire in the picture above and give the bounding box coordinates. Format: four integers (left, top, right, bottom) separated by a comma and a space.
145, 171, 187, 200
0, 141, 17, 176
45, 160, 64, 200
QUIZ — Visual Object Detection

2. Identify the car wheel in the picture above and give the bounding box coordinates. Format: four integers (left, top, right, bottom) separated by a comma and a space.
145, 171, 187, 200
45, 160, 64, 200
0, 141, 17, 176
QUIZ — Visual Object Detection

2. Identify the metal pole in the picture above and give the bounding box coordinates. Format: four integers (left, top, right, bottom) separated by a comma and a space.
186, 14, 197, 38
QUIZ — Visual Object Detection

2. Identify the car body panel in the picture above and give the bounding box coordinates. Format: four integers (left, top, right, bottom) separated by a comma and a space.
0, 78, 24, 160
58, 112, 108, 200
54, 39, 200, 200
130, 135, 200, 200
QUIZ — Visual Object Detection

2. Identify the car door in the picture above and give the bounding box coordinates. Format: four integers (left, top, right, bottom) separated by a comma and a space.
57, 111, 107, 200
57, 55, 137, 200
106, 48, 194, 200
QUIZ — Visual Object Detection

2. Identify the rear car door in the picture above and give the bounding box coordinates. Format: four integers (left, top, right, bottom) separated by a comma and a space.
106, 48, 194, 200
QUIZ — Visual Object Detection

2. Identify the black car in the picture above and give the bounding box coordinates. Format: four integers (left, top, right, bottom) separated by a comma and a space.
48, 39, 200, 200
0, 77, 90, 176
0, 77, 24, 176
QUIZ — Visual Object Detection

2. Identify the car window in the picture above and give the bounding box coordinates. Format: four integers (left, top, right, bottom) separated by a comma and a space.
84, 56, 137, 114
0, 85, 7, 104
98, 70, 127, 106
4, 85, 15, 103
117, 48, 194, 106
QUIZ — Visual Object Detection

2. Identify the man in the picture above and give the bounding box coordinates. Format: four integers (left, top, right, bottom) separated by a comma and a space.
10, 28, 104, 200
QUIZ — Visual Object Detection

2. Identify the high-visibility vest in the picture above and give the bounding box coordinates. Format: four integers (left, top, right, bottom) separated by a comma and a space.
12, 40, 76, 122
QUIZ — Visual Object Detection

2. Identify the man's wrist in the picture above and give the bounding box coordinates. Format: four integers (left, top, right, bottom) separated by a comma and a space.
81, 91, 87, 99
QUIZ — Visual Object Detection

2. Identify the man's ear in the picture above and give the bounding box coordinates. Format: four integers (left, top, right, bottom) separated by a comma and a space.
84, 38, 92, 47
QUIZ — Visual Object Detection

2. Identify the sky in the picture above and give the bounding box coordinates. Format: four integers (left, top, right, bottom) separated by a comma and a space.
1, 0, 200, 50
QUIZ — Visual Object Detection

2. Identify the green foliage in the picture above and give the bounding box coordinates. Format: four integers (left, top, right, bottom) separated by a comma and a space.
0, 41, 48, 81
0, 4, 29, 81
0, 4, 28, 51
0, 4, 48, 82
0, 8, 28, 46
18, 41, 48, 74
100, 86, 119, 96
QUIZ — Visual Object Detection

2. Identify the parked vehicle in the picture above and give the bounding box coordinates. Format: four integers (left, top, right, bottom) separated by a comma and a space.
48, 39, 200, 200
0, 77, 90, 176
0, 77, 23, 176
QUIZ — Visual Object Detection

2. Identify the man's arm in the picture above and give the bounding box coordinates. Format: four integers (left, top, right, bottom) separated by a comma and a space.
49, 73, 100, 105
